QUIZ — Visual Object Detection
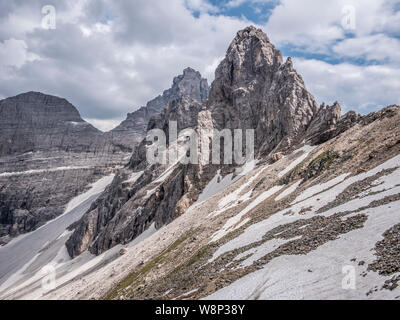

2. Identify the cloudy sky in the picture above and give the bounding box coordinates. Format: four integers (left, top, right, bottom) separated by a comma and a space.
0, 0, 399, 131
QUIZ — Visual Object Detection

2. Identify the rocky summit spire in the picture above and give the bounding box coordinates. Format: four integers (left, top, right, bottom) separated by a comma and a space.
109, 68, 209, 150
209, 26, 320, 155
210, 25, 283, 94
146, 67, 209, 114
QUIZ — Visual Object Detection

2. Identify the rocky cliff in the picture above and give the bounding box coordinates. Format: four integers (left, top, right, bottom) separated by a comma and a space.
66, 95, 212, 257
0, 92, 129, 245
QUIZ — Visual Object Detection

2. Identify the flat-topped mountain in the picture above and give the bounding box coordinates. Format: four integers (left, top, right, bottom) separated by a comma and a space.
0, 92, 107, 156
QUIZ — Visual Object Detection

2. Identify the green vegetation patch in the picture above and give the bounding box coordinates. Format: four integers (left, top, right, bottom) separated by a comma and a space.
279, 150, 339, 185
302, 150, 339, 181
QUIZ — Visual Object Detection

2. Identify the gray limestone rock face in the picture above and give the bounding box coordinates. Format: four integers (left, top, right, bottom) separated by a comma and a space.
0, 92, 113, 156
0, 149, 125, 246
306, 102, 342, 145
208, 26, 319, 155
0, 92, 130, 245
107, 107, 150, 150
1, 68, 210, 245
147, 67, 209, 114
66, 96, 209, 257
0, 167, 108, 242
63, 65, 212, 257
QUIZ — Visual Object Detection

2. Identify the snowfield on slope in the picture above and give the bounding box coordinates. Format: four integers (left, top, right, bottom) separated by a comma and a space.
206, 201, 400, 300
0, 174, 116, 299
206, 155, 400, 299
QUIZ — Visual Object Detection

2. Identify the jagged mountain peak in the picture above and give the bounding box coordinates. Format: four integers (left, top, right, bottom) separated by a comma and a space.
178, 67, 203, 80
109, 67, 209, 150
0, 91, 119, 156
214, 26, 283, 85
231, 25, 275, 54
155, 67, 209, 110
209, 26, 319, 155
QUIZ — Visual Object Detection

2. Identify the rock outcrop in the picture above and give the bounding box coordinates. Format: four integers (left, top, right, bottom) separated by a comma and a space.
305, 102, 361, 145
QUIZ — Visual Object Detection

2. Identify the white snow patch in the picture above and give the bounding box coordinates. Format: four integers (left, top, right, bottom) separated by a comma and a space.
65, 174, 115, 214
163, 289, 173, 296
124, 171, 143, 184
0, 166, 93, 178
209, 155, 400, 264
236, 159, 259, 176
154, 165, 176, 184
235, 236, 302, 268
68, 121, 86, 126
52, 245, 72, 267
195, 170, 235, 206
210, 185, 285, 244
210, 164, 270, 218
206, 201, 400, 300
194, 160, 263, 209
56, 230, 73, 240
293, 173, 351, 203
0, 252, 40, 292
275, 180, 303, 201
175, 287, 199, 299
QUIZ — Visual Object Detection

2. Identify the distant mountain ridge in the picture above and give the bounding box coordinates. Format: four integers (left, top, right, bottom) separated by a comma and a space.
0, 91, 105, 156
